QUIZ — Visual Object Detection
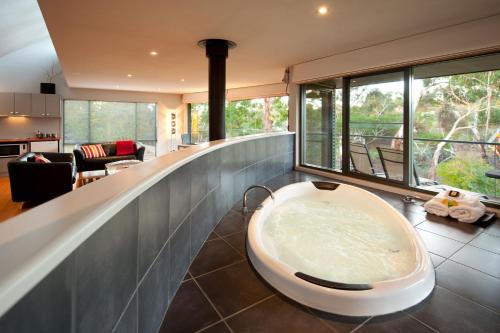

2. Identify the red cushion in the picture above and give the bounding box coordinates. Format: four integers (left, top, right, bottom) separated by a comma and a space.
35, 154, 51, 164
116, 140, 136, 156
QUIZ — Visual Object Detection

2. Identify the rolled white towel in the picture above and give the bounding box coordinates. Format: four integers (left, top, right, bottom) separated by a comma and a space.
424, 198, 449, 217
449, 198, 486, 223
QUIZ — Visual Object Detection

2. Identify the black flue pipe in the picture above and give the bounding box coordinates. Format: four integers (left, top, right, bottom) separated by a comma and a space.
198, 39, 236, 141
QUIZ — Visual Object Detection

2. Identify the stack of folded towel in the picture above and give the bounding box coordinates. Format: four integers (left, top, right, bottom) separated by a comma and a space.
424, 190, 486, 223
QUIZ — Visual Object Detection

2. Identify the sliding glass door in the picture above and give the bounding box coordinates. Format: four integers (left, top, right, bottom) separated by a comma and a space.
348, 71, 407, 183
301, 79, 343, 171
300, 52, 500, 204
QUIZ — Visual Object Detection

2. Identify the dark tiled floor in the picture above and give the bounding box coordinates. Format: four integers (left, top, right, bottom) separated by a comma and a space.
161, 171, 500, 333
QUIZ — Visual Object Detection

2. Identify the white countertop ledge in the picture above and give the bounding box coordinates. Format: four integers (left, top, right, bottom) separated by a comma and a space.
0, 132, 293, 317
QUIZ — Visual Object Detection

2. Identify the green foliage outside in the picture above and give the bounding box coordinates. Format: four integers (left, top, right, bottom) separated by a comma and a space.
436, 155, 496, 195
190, 96, 289, 143
303, 68, 499, 197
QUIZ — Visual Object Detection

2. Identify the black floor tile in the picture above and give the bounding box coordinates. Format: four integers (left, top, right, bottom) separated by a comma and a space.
196, 260, 274, 317
416, 229, 464, 257
222, 232, 246, 256
450, 245, 500, 278
207, 232, 220, 241
436, 260, 500, 311
226, 295, 331, 333
470, 233, 500, 254
417, 216, 483, 243
198, 322, 231, 333
357, 312, 434, 333
189, 238, 243, 277
160, 280, 220, 333
214, 210, 248, 237
399, 207, 427, 226
310, 308, 368, 333
406, 286, 500, 333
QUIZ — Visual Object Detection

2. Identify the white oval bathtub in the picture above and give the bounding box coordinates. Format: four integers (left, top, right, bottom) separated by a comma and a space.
246, 181, 435, 316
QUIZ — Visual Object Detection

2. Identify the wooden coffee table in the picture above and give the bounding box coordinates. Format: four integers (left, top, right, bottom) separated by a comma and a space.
78, 170, 107, 187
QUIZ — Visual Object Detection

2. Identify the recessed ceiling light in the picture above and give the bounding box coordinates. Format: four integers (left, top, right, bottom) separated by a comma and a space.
127, 74, 133, 78
150, 50, 158, 56
317, 6, 328, 15
180, 78, 185, 82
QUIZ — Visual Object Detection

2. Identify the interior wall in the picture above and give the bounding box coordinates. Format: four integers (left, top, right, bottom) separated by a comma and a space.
0, 117, 60, 139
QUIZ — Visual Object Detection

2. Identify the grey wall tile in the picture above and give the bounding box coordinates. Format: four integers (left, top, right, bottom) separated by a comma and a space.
138, 177, 170, 279
244, 140, 257, 167
190, 195, 216, 260
169, 167, 191, 234
285, 151, 294, 172
113, 293, 138, 333
207, 149, 221, 192
0, 256, 74, 333
233, 170, 246, 204
75, 200, 139, 333
190, 158, 208, 208
286, 134, 294, 153
221, 145, 237, 175
245, 165, 257, 189
169, 220, 190, 303
212, 187, 227, 224
138, 242, 170, 333
256, 138, 266, 161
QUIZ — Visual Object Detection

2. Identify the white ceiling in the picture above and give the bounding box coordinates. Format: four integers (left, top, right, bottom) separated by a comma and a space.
37, 0, 500, 94
0, 0, 49, 57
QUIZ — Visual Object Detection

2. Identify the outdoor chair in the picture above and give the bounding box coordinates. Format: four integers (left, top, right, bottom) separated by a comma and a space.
349, 142, 384, 177
376, 147, 438, 186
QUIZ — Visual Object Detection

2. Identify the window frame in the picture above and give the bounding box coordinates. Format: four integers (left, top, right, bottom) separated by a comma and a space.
299, 52, 500, 207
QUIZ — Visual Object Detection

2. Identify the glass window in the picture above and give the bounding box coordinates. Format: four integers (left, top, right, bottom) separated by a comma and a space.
349, 71, 405, 181
63, 100, 157, 159
190, 103, 209, 144
412, 54, 500, 199
63, 100, 89, 145
89, 101, 136, 142
189, 96, 289, 143
300, 53, 500, 204
302, 79, 343, 171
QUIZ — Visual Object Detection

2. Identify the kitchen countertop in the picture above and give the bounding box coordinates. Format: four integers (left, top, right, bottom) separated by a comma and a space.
0, 137, 60, 143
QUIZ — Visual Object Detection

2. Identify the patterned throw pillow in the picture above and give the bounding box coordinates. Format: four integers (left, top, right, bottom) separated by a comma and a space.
81, 144, 107, 158
34, 154, 51, 164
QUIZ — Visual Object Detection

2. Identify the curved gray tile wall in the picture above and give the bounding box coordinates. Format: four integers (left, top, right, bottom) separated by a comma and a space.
0, 133, 294, 333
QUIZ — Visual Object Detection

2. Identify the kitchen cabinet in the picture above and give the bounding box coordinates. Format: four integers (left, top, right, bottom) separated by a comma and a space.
14, 93, 32, 116
45, 94, 61, 117
0, 93, 61, 117
31, 94, 61, 118
0, 93, 14, 116
30, 140, 59, 153
31, 94, 46, 117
